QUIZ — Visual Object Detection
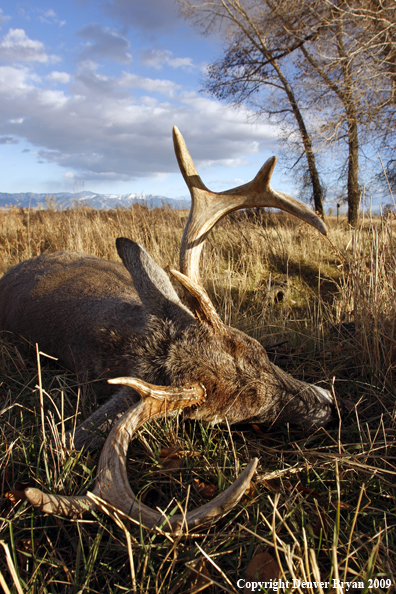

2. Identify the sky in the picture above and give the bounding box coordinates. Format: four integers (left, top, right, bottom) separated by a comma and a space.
0, 0, 290, 200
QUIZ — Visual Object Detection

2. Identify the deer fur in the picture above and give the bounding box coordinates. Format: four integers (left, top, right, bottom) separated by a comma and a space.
0, 237, 334, 449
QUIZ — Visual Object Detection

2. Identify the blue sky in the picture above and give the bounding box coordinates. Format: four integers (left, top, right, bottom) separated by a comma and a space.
0, 0, 290, 200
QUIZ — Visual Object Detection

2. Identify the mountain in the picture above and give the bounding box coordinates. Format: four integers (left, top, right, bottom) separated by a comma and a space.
0, 191, 191, 210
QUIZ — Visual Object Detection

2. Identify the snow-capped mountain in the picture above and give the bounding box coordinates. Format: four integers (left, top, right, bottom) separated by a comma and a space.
0, 191, 191, 210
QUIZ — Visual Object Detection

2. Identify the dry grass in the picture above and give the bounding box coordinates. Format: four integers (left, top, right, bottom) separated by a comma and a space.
0, 204, 395, 593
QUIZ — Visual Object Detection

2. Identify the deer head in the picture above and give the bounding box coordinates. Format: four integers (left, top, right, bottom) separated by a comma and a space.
23, 127, 334, 532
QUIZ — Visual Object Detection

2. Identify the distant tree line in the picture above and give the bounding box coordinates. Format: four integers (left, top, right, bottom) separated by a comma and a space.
179, 0, 396, 226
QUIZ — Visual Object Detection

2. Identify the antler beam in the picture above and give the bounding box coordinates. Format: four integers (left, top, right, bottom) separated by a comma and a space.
173, 126, 327, 286
25, 378, 257, 534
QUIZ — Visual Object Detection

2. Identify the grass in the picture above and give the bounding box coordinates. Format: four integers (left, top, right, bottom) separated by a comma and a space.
0, 204, 395, 593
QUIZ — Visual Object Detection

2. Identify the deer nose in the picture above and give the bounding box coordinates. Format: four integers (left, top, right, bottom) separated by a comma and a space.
314, 385, 333, 404
310, 385, 335, 426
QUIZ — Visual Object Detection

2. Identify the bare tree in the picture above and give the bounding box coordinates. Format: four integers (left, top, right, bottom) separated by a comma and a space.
322, 0, 396, 188
180, 0, 396, 225
326, 0, 396, 90
179, 0, 326, 217
295, 8, 363, 227
266, 0, 396, 224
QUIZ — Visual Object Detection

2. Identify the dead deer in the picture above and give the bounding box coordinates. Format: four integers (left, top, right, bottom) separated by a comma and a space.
0, 127, 334, 532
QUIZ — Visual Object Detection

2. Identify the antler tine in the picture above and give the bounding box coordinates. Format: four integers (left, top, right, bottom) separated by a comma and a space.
95, 377, 257, 533
25, 377, 258, 534
173, 126, 327, 286
169, 268, 226, 333
24, 489, 95, 517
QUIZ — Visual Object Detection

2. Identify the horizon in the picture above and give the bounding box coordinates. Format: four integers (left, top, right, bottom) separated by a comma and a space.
0, 1, 287, 203
1, 188, 388, 216
0, 1, 390, 211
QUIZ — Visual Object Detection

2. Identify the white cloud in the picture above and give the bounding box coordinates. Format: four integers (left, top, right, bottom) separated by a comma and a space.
38, 89, 69, 108
0, 9, 11, 26
17, 7, 30, 20
142, 49, 194, 71
120, 72, 181, 96
168, 56, 194, 69
199, 158, 249, 169
0, 53, 277, 185
0, 28, 59, 63
0, 65, 38, 95
142, 49, 170, 70
47, 71, 71, 84
37, 8, 66, 27
76, 23, 132, 63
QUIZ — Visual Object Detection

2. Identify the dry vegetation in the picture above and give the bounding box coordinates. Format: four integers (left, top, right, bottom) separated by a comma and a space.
0, 204, 395, 593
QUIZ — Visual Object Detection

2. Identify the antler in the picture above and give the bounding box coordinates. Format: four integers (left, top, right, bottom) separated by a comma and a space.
25, 378, 258, 534
169, 268, 226, 333
25, 129, 322, 532
173, 126, 327, 287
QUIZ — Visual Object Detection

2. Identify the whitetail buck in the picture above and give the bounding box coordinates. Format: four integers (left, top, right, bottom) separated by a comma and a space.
0, 127, 334, 532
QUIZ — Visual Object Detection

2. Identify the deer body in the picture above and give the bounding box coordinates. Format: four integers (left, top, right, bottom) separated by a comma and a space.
0, 127, 334, 529
0, 238, 333, 449
0, 248, 193, 395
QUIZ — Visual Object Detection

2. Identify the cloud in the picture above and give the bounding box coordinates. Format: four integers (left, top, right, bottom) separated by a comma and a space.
37, 8, 66, 27
0, 9, 11, 26
0, 65, 39, 96
102, 0, 180, 31
0, 60, 277, 185
47, 71, 71, 84
76, 23, 132, 63
17, 7, 30, 20
0, 28, 59, 63
120, 72, 180, 96
0, 136, 18, 144
142, 49, 194, 71
37, 89, 69, 109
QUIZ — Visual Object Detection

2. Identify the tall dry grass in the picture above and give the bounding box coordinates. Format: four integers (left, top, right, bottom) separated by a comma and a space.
0, 204, 395, 592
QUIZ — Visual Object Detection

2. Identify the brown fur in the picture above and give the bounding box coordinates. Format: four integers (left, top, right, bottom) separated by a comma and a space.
0, 238, 334, 448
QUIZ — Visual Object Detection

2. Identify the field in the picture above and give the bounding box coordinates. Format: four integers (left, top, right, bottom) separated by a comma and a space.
0, 204, 395, 593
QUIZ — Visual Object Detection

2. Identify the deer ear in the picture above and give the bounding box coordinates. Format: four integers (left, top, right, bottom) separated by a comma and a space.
116, 238, 192, 319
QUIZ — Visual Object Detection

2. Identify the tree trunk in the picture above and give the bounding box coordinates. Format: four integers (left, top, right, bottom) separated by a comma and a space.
272, 61, 325, 217
346, 115, 360, 227
302, 127, 324, 217
336, 25, 360, 227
